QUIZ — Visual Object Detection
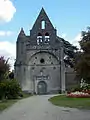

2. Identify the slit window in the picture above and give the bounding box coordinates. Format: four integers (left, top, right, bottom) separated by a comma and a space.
41, 21, 45, 29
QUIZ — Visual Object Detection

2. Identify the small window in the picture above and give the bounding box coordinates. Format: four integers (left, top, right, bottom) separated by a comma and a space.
41, 21, 45, 29
55, 49, 58, 51
45, 32, 50, 44
32, 67, 35, 70
53, 67, 56, 69
37, 33, 42, 45
24, 68, 25, 72
49, 56, 51, 59
40, 58, 45, 63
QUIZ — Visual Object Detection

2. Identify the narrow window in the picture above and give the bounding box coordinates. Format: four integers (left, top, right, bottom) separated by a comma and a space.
45, 32, 50, 44
37, 33, 42, 45
21, 42, 24, 54
24, 67, 25, 72
41, 21, 45, 29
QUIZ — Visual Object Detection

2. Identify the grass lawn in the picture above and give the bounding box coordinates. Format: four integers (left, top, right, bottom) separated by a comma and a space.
49, 95, 90, 109
0, 93, 32, 112
0, 100, 17, 111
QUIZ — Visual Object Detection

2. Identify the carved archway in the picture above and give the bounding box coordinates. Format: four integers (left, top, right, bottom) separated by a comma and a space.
37, 81, 47, 94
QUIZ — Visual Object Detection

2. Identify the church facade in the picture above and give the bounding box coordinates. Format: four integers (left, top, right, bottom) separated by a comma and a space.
15, 8, 76, 94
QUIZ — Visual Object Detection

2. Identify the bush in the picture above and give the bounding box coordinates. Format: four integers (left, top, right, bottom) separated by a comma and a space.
0, 82, 6, 100
67, 84, 90, 95
0, 79, 21, 100
68, 85, 81, 93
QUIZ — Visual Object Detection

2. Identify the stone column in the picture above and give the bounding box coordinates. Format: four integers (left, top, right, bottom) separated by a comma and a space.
61, 43, 65, 93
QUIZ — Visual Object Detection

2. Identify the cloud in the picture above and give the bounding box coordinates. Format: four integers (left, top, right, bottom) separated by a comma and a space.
61, 33, 67, 38
0, 41, 16, 70
73, 33, 82, 42
61, 33, 82, 49
71, 33, 82, 48
0, 0, 16, 23
0, 31, 13, 36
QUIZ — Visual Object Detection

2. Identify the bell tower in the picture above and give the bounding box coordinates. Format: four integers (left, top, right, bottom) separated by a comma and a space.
30, 8, 57, 46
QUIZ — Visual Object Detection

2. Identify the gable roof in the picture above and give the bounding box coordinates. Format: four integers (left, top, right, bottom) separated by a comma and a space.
31, 8, 54, 30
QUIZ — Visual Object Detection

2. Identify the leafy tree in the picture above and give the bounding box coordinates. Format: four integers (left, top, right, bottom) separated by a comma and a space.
0, 57, 22, 100
0, 57, 10, 81
74, 27, 90, 83
62, 38, 78, 67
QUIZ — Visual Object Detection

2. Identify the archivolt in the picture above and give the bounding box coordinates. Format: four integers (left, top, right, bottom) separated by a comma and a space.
29, 51, 59, 63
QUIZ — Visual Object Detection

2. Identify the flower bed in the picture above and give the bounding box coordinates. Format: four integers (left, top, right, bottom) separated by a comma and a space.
82, 90, 90, 94
67, 91, 90, 98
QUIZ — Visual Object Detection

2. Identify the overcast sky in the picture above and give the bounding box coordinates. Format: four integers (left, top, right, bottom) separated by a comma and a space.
0, 0, 90, 70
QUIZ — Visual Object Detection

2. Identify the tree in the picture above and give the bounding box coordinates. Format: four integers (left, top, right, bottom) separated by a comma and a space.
62, 38, 78, 67
74, 27, 90, 83
0, 57, 22, 100
0, 57, 10, 81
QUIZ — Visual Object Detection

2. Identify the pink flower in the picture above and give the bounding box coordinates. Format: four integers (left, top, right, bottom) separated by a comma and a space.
67, 91, 90, 98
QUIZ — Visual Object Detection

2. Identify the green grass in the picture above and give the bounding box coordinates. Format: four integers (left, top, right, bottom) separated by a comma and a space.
22, 92, 32, 99
49, 95, 90, 109
0, 100, 17, 111
0, 93, 32, 112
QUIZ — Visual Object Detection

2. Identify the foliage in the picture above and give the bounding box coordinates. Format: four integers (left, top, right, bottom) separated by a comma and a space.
67, 91, 90, 98
70, 85, 81, 92
62, 38, 78, 67
80, 79, 90, 90
0, 79, 21, 100
0, 82, 6, 99
8, 71, 14, 79
74, 27, 90, 83
0, 57, 10, 82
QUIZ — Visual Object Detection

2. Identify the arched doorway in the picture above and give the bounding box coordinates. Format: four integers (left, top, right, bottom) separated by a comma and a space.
37, 81, 47, 95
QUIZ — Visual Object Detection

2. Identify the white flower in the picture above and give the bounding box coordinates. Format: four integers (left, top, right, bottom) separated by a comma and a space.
70, 91, 89, 95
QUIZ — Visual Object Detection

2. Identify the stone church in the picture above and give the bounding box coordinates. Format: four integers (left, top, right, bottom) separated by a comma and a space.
15, 8, 77, 94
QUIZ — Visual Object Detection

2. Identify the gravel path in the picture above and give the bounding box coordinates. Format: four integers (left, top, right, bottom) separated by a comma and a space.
0, 95, 90, 120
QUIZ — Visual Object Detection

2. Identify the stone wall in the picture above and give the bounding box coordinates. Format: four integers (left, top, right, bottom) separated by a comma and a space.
65, 67, 78, 91
21, 51, 61, 94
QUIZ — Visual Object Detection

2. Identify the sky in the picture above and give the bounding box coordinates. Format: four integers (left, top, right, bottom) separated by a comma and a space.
0, 0, 90, 70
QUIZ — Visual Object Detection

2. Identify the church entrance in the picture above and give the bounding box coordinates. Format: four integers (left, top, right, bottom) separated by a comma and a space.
37, 81, 47, 95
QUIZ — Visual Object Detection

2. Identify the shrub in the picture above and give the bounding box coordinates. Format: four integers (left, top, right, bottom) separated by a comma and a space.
5, 79, 21, 99
0, 82, 6, 100
0, 79, 21, 100
68, 85, 81, 93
